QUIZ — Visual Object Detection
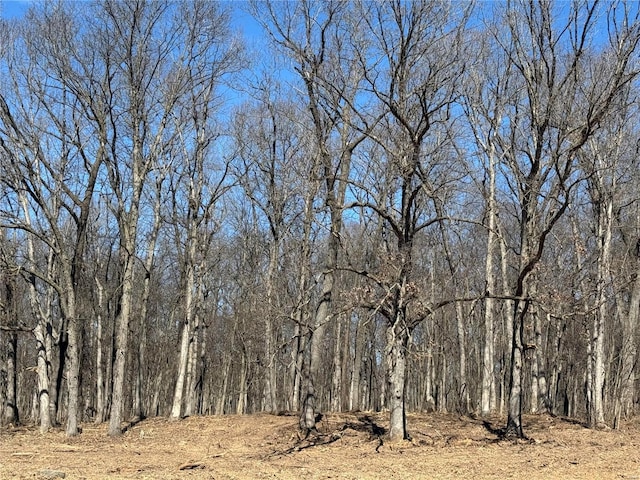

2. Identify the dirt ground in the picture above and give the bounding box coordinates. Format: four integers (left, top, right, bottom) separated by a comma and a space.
1, 411, 640, 480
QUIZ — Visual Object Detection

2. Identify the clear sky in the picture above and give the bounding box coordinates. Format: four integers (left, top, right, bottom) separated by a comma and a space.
0, 0, 265, 45
1, 0, 31, 19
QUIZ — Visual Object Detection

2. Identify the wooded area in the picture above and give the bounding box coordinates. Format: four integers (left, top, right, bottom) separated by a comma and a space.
1, 0, 640, 442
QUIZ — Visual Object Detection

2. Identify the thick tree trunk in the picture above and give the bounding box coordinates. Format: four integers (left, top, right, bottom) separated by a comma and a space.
65, 308, 81, 436
386, 317, 410, 442
65, 320, 80, 435
108, 246, 135, 436
482, 298, 496, 415
184, 313, 200, 417
170, 306, 191, 420
589, 199, 613, 428
505, 299, 526, 438
300, 281, 330, 433
171, 236, 197, 420
300, 195, 341, 430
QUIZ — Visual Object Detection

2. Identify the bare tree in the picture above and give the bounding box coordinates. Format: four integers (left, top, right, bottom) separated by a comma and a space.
164, 0, 239, 421
480, 0, 640, 437
345, 0, 469, 441
252, 0, 372, 432
0, 3, 111, 434
0, 246, 19, 426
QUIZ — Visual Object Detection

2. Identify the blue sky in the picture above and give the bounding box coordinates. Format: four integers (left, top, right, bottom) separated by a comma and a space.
1, 0, 30, 18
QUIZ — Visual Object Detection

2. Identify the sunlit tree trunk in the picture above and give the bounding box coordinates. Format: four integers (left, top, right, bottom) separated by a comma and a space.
3, 331, 18, 426
94, 276, 105, 424
589, 191, 614, 428
170, 238, 197, 420
481, 145, 499, 416
386, 314, 410, 441
109, 227, 138, 435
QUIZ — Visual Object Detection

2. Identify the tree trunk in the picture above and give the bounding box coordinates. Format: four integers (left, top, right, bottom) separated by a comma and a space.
455, 302, 471, 413
331, 316, 343, 412
589, 197, 613, 428
300, 195, 341, 430
499, 228, 513, 416
386, 317, 410, 442
300, 284, 330, 433
481, 145, 499, 416
4, 331, 18, 425
530, 303, 548, 414
170, 304, 191, 420
349, 315, 363, 411
108, 242, 136, 436
263, 241, 279, 413
65, 303, 81, 436
505, 299, 527, 438
616, 258, 640, 426
184, 313, 200, 417
33, 322, 51, 432
236, 343, 248, 415
171, 236, 197, 420
94, 277, 105, 424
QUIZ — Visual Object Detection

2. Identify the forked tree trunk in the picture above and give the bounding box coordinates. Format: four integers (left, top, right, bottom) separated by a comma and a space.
300, 278, 331, 433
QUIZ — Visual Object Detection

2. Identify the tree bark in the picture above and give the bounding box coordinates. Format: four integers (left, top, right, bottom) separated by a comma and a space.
3, 331, 18, 425
386, 316, 410, 442
481, 144, 499, 416
108, 230, 138, 436
616, 257, 640, 426
589, 194, 613, 428
505, 299, 527, 438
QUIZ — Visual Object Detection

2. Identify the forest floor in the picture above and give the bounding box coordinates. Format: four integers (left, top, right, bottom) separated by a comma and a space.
1, 411, 640, 479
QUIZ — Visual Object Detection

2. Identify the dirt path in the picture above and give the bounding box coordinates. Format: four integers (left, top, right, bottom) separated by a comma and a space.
1, 412, 639, 479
